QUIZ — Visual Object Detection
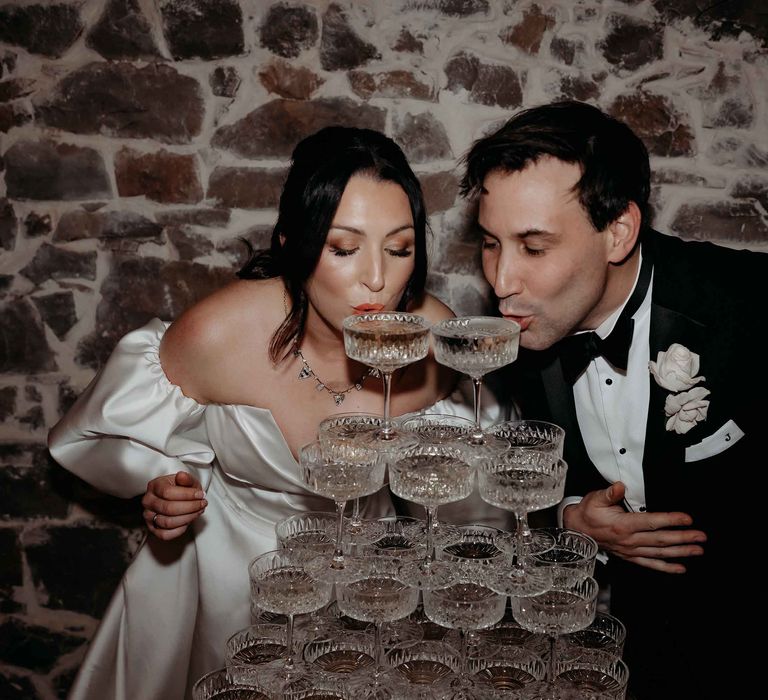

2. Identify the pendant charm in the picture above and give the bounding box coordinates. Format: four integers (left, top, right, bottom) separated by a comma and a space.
333, 393, 346, 406
298, 365, 312, 380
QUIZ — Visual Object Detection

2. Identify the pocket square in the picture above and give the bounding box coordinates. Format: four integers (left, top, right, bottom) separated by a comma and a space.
684, 419, 744, 462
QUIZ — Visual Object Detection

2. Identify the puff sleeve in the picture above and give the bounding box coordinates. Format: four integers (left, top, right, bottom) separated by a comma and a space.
48, 319, 216, 498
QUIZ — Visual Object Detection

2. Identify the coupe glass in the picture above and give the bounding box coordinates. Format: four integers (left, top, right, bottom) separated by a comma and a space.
489, 420, 565, 455
478, 449, 566, 596
554, 649, 629, 699
387, 640, 462, 695
511, 576, 599, 690
275, 511, 337, 551
226, 623, 287, 666
303, 630, 375, 676
530, 528, 599, 587
248, 548, 333, 696
431, 316, 520, 447
558, 612, 626, 658
191, 665, 269, 700
468, 646, 546, 696
439, 524, 514, 583
343, 312, 431, 442
298, 440, 386, 582
423, 581, 507, 699
371, 515, 428, 560
335, 558, 420, 700
318, 412, 390, 543
388, 439, 475, 589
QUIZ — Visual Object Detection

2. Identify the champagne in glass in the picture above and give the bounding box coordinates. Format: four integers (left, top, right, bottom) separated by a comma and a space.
431, 316, 520, 446
389, 440, 475, 589
298, 440, 386, 583
248, 549, 333, 696
511, 576, 599, 690
478, 448, 566, 596
423, 581, 507, 700
343, 312, 431, 441
336, 558, 420, 700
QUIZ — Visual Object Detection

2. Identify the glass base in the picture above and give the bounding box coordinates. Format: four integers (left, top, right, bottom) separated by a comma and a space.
345, 668, 410, 700
487, 565, 552, 597
397, 558, 458, 591
305, 553, 367, 584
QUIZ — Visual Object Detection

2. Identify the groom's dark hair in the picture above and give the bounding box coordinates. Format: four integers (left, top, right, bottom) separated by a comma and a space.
460, 101, 651, 233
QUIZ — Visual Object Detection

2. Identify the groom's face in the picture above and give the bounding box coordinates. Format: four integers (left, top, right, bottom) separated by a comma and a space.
477, 157, 616, 351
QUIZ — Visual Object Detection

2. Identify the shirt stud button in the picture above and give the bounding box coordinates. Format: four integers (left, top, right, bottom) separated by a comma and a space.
619, 447, 627, 455
605, 378, 613, 385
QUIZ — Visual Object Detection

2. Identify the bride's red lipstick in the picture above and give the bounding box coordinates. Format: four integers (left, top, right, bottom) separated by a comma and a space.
353, 303, 385, 314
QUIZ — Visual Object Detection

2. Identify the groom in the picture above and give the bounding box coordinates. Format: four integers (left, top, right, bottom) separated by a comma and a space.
461, 101, 766, 698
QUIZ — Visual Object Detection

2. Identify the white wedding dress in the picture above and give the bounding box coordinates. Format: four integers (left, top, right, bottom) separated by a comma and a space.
48, 318, 511, 700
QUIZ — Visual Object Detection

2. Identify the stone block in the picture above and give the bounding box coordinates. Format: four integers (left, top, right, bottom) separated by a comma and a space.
500, 5, 556, 55
0, 102, 31, 132
0, 299, 56, 373
349, 70, 435, 101
445, 52, 523, 108
0, 529, 22, 613
0, 386, 16, 420
160, 0, 243, 60
23, 212, 51, 238
25, 526, 132, 618
115, 147, 203, 204
731, 175, 768, 211
609, 92, 695, 157
599, 14, 664, 72
210, 66, 240, 98
392, 29, 424, 54
0, 78, 34, 102
670, 200, 768, 245
86, 0, 160, 60
53, 210, 162, 243
259, 3, 318, 58
212, 98, 385, 159
166, 226, 215, 261
0, 460, 69, 520
20, 243, 97, 285
207, 167, 287, 210
3, 140, 111, 201
35, 62, 204, 145
0, 198, 16, 251
393, 112, 453, 164
31, 292, 77, 341
0, 617, 78, 677
320, 3, 379, 71
258, 60, 324, 100
0, 4, 83, 58
76, 257, 232, 368
0, 672, 42, 699
419, 172, 460, 213
156, 209, 231, 228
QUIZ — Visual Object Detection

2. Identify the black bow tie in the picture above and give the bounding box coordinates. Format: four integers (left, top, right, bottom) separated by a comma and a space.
555, 249, 653, 385
558, 316, 635, 384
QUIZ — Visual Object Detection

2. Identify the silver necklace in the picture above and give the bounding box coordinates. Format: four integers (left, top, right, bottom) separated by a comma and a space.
292, 344, 377, 405
283, 287, 377, 405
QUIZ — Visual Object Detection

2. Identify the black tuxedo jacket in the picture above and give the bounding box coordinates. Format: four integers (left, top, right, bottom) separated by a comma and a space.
504, 229, 767, 698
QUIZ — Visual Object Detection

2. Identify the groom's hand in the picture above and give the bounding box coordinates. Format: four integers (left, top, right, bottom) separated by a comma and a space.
562, 481, 707, 574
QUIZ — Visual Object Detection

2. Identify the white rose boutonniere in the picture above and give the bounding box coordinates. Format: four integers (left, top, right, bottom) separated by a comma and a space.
649, 343, 705, 392
650, 343, 711, 434
664, 386, 711, 434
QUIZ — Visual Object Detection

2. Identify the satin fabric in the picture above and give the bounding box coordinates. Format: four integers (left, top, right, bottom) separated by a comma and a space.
48, 319, 396, 700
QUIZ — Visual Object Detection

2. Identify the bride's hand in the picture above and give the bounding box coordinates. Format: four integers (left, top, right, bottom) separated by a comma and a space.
142, 471, 207, 540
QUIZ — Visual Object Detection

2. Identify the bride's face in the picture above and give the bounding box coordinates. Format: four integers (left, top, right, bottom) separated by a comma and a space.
304, 174, 416, 335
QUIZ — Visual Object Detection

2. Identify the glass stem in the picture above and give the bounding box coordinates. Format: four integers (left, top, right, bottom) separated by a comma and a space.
285, 613, 295, 672
373, 620, 385, 675
351, 497, 362, 527
514, 512, 528, 573
380, 371, 394, 439
470, 377, 484, 444
546, 633, 557, 683
458, 628, 468, 677
332, 499, 347, 569
423, 506, 437, 568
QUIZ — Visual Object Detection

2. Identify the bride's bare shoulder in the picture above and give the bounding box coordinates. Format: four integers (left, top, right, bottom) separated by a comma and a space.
159, 278, 283, 401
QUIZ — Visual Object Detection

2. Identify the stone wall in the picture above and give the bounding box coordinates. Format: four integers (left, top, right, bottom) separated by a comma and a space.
1, 0, 766, 697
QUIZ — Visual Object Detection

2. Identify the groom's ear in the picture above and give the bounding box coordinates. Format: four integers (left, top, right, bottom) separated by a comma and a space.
606, 201, 641, 264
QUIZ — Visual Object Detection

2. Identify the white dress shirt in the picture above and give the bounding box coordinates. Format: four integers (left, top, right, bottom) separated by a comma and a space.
560, 252, 653, 519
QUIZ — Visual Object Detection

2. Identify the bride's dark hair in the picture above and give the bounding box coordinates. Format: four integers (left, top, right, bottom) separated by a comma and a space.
239, 126, 428, 363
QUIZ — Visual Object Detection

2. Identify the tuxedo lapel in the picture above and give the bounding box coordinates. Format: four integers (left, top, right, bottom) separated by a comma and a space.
643, 301, 707, 511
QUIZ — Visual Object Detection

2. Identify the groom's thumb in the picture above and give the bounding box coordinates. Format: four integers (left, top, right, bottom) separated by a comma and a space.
604, 481, 626, 505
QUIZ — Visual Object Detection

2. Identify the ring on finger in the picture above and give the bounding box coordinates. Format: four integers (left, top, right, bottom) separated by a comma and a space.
152, 512, 162, 529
